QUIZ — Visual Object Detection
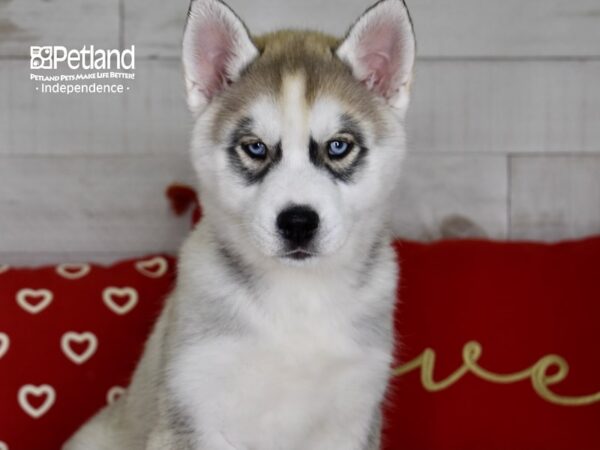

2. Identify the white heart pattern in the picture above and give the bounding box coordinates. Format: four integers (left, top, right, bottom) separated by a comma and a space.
18, 384, 56, 419
56, 263, 91, 280
61, 332, 98, 365
106, 386, 126, 405
0, 440, 8, 450
102, 287, 138, 315
0, 333, 9, 360
135, 256, 168, 278
0, 264, 9, 275
16, 289, 53, 314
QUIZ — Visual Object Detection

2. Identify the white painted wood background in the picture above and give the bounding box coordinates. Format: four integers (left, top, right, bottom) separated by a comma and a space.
1, 0, 599, 265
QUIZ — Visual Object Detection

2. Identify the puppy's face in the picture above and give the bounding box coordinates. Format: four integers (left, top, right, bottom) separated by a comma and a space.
183, 0, 415, 264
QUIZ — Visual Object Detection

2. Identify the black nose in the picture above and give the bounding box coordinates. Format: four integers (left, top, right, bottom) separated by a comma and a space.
276, 205, 320, 246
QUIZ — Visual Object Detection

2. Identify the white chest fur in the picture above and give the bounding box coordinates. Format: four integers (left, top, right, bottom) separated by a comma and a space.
172, 333, 389, 449
166, 226, 398, 449
170, 283, 392, 450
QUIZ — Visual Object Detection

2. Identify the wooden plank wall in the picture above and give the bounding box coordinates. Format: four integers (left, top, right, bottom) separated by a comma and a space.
1, 0, 599, 265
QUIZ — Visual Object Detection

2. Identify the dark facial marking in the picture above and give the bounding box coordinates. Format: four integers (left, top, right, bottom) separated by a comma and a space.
339, 114, 367, 148
309, 113, 369, 182
357, 239, 383, 289
167, 403, 195, 436
217, 241, 255, 288
227, 117, 282, 184
309, 137, 321, 168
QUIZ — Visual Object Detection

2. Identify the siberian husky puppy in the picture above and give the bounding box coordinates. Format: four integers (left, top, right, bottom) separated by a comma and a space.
64, 0, 415, 448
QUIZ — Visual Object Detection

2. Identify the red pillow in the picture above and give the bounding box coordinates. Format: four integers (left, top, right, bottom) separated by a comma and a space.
385, 238, 600, 450
0, 256, 176, 450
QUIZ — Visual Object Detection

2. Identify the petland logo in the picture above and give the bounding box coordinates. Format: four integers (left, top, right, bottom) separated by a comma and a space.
29, 45, 136, 95
30, 45, 135, 70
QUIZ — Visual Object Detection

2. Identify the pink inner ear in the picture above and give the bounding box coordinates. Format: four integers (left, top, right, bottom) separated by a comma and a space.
192, 21, 235, 99
357, 22, 403, 98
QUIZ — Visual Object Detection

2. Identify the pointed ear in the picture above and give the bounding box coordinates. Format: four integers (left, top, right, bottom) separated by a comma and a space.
182, 0, 259, 115
336, 0, 416, 114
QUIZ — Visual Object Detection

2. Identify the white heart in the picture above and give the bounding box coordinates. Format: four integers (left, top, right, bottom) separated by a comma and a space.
18, 384, 56, 419
60, 332, 98, 365
0, 265, 9, 275
0, 333, 9, 360
106, 386, 126, 405
102, 287, 138, 315
0, 440, 8, 450
16, 289, 53, 314
135, 256, 168, 278
56, 263, 91, 280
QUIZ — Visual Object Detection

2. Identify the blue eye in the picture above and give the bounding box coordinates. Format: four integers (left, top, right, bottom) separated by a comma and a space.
242, 141, 267, 159
327, 140, 352, 158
